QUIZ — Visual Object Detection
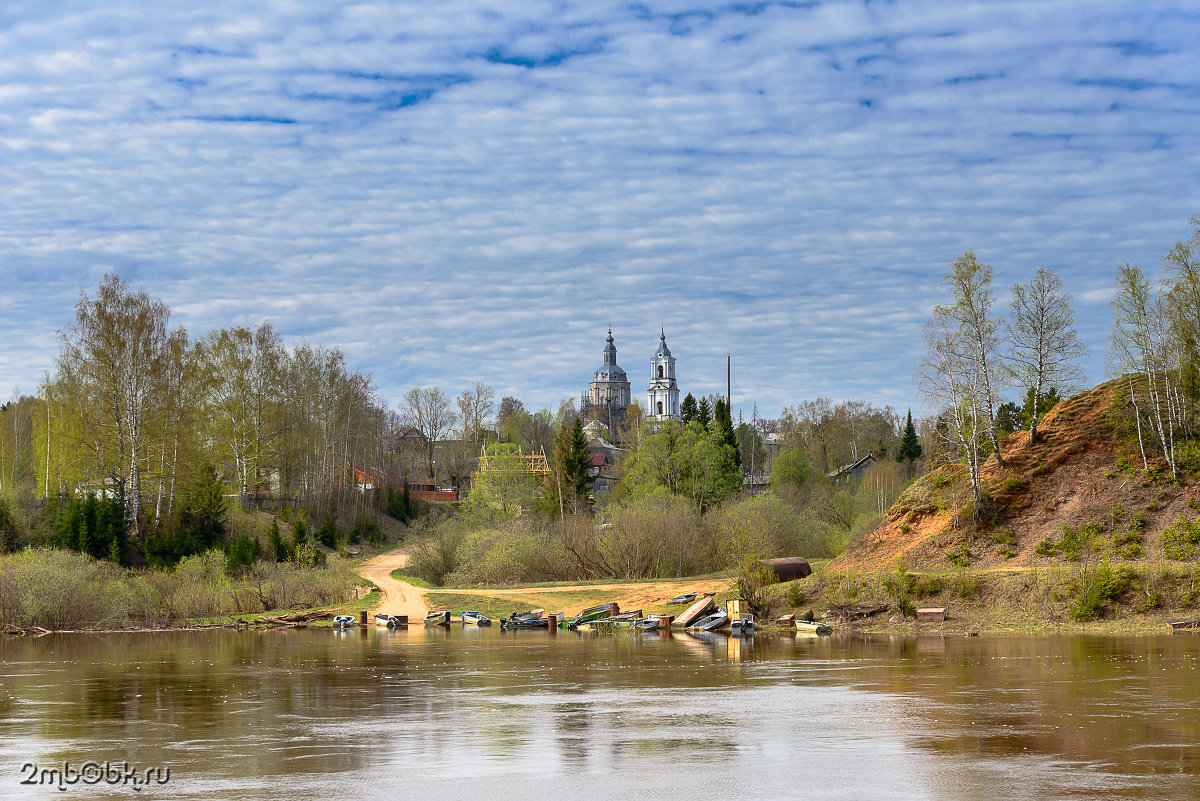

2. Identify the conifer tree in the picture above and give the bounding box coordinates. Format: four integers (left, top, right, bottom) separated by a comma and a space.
713, 399, 740, 467
697, 397, 712, 429
680, 393, 697, 424
896, 409, 923, 470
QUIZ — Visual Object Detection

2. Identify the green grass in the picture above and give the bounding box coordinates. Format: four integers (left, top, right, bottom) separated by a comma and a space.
389, 568, 437, 588
189, 589, 381, 627
414, 570, 734, 590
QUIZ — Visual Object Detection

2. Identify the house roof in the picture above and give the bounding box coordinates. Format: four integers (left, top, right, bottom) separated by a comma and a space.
826, 453, 877, 479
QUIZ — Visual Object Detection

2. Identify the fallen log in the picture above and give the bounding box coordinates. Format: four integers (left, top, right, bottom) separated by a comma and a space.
825, 603, 889, 622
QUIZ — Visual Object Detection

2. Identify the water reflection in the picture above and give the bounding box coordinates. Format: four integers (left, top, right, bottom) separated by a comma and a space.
1, 629, 1198, 800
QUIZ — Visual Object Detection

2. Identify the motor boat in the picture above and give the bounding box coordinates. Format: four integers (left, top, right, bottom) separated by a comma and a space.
461, 610, 492, 626
795, 619, 833, 635
332, 614, 356, 628
509, 608, 544, 621
373, 613, 403, 629
731, 615, 755, 635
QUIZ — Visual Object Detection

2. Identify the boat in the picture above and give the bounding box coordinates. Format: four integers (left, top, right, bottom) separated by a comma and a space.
795, 619, 833, 635
1170, 617, 1200, 630
673, 594, 717, 628
509, 608, 544, 621
424, 610, 451, 626
461, 611, 491, 626
501, 616, 549, 629
731, 615, 755, 634
690, 611, 730, 631
373, 613, 403, 629
634, 616, 661, 631
667, 592, 697, 605
565, 603, 616, 629
332, 614, 356, 628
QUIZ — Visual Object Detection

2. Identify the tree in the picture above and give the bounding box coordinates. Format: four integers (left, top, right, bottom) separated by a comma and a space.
1006, 267, 1087, 444
938, 251, 1008, 468
895, 409, 923, 471
713, 399, 740, 467
619, 421, 740, 512
56, 274, 173, 541
400, 386, 456, 480
680, 393, 697, 424
769, 448, 811, 491
176, 462, 227, 552
472, 442, 537, 514
696, 397, 712, 429
547, 418, 592, 518
456, 382, 496, 448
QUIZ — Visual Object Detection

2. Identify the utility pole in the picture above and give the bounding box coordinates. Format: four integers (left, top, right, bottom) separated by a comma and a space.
750, 401, 757, 496
727, 353, 731, 407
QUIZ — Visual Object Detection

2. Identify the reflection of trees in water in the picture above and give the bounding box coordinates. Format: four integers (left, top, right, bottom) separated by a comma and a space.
3, 631, 1200, 791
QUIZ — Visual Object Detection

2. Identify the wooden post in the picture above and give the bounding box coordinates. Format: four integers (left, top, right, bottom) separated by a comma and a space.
359, 610, 369, 627
609, 603, 620, 617
547, 613, 558, 634
658, 615, 673, 628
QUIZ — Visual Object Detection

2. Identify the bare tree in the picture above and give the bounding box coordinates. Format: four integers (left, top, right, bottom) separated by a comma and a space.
1006, 267, 1088, 444
401, 387, 456, 480
938, 251, 1008, 468
455, 382, 495, 448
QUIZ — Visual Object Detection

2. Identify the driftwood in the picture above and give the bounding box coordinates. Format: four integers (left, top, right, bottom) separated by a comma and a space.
824, 603, 889, 622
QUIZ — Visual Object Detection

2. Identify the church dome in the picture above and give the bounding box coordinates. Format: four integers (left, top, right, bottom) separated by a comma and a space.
654, 329, 672, 358
594, 329, 627, 382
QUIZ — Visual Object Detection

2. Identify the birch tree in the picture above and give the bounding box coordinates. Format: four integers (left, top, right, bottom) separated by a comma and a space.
1006, 267, 1088, 444
938, 251, 1008, 468
401, 386, 456, 480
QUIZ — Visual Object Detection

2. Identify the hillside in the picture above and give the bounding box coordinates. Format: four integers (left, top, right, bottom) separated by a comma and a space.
831, 379, 1196, 575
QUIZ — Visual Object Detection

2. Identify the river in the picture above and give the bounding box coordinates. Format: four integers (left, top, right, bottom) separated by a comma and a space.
2, 628, 1198, 799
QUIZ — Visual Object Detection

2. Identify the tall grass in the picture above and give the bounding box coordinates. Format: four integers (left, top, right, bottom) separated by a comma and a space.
0, 548, 360, 629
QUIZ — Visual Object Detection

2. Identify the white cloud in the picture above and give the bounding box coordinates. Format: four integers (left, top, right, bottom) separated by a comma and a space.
0, 1, 1198, 419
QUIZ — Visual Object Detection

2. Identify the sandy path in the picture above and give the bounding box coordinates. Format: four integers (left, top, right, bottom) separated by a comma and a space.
358, 547, 429, 619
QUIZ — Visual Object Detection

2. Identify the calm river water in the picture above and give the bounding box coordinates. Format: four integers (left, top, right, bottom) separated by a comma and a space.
2, 628, 1198, 800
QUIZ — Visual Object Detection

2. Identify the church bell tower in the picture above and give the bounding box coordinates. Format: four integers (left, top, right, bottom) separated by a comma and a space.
647, 329, 679, 421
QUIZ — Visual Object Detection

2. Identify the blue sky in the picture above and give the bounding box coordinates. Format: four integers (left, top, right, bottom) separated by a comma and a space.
1, 1, 1198, 421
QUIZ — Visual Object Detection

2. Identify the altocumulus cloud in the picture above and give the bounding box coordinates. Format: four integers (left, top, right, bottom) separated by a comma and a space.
0, 0, 1198, 418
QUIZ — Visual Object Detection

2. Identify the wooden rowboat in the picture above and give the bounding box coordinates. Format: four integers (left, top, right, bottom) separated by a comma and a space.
424, 610, 451, 626
795, 619, 833, 635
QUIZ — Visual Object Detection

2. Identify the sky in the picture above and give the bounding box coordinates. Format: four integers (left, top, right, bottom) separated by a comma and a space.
1, 1, 1198, 422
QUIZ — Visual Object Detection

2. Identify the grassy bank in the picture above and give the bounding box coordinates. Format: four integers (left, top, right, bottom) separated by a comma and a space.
782, 562, 1199, 635
0, 548, 365, 630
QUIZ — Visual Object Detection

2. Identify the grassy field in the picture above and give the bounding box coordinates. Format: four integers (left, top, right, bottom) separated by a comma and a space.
191, 589, 381, 627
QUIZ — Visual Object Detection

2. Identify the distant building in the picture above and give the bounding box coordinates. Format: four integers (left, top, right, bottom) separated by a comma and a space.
827, 453, 877, 485
646, 329, 680, 421
581, 329, 631, 435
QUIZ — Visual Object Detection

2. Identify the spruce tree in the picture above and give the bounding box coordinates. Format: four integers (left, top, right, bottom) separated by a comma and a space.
713, 399, 740, 467
680, 393, 697, 424
896, 409, 923, 468
697, 397, 712, 429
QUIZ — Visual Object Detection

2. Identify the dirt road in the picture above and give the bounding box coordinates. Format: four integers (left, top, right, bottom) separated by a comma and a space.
358, 546, 731, 618
358, 548, 429, 619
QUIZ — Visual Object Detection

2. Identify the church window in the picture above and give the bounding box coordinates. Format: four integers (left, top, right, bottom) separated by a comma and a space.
658, 365, 664, 378
657, 401, 663, 415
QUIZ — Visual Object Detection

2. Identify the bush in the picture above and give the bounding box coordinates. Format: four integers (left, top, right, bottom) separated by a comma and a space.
1035, 539, 1058, 557
946, 545, 971, 567
1070, 563, 1131, 621
1161, 516, 1200, 562
786, 582, 805, 607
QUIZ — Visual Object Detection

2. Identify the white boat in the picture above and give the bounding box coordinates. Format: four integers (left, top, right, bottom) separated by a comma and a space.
634, 616, 661, 631
690, 611, 730, 632
461, 610, 491, 626
424, 610, 451, 626
731, 615, 755, 634
795, 619, 833, 635
332, 614, 356, 628
373, 613, 401, 628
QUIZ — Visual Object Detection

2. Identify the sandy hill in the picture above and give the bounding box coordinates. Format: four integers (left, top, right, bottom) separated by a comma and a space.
832, 379, 1197, 573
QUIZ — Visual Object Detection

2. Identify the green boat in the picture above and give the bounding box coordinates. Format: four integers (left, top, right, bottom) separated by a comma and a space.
564, 603, 616, 629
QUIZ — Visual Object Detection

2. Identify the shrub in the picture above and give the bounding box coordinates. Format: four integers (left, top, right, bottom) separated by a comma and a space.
1035, 539, 1058, 557
1070, 563, 1131, 621
953, 573, 980, 599
992, 527, 1017, 547
1161, 516, 1200, 562
911, 574, 945, 597
997, 477, 1027, 494
946, 545, 971, 567
895, 597, 917, 618
786, 582, 805, 607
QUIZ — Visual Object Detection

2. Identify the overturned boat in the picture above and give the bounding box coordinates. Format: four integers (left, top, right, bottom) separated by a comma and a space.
795, 619, 833, 635
667, 592, 697, 605
424, 610, 451, 626
690, 611, 730, 632
673, 594, 717, 628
